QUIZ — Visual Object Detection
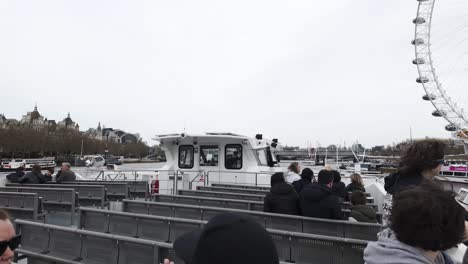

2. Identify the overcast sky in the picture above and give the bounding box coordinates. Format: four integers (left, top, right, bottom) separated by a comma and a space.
0, 0, 464, 148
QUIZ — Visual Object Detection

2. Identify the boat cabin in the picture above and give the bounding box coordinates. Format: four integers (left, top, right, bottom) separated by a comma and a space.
154, 132, 284, 193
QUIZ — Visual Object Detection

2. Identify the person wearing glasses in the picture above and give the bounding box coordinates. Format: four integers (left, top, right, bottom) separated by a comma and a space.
382, 139, 446, 226
0, 210, 21, 264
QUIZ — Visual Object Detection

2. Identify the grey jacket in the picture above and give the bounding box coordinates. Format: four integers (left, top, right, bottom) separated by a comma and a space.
365, 229, 454, 264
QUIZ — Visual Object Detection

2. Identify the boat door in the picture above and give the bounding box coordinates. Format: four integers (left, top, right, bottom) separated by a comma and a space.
196, 145, 220, 189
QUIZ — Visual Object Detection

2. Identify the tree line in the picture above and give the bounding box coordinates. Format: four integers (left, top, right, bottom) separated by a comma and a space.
0, 126, 149, 159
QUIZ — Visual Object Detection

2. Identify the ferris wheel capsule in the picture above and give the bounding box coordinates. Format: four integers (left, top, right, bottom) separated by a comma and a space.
413, 58, 425, 65
432, 110, 446, 117
422, 94, 436, 101
445, 124, 458, 132
413, 17, 426, 24
412, 38, 425, 45
416, 77, 430, 83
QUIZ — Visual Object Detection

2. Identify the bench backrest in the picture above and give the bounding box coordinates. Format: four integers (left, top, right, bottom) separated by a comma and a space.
73, 180, 148, 198
152, 193, 264, 211
197, 186, 270, 195
6, 183, 107, 208
212, 183, 270, 190
123, 200, 381, 241
178, 189, 265, 201
15, 219, 179, 264
62, 181, 128, 201
0, 192, 42, 220
0, 187, 76, 213
79, 207, 367, 264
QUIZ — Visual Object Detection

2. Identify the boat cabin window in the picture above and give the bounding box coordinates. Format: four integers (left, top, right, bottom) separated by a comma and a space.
200, 145, 219, 166
179, 145, 194, 169
225, 144, 242, 170
256, 148, 268, 166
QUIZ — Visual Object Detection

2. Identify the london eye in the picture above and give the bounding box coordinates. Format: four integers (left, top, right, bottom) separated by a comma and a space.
413, 0, 468, 153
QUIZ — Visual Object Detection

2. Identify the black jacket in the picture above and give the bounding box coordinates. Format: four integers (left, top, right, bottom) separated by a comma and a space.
299, 183, 343, 220
384, 173, 423, 195
292, 178, 312, 194
56, 170, 76, 183
346, 182, 366, 193
350, 205, 377, 223
18, 171, 46, 184
264, 182, 300, 215
6, 171, 25, 183
331, 181, 347, 199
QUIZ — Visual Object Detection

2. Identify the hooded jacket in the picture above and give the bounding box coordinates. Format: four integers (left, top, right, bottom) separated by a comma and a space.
299, 183, 343, 220
264, 182, 300, 215
331, 181, 347, 199
18, 171, 46, 184
292, 178, 312, 194
285, 171, 301, 184
350, 205, 377, 223
384, 172, 423, 195
6, 171, 25, 183
364, 229, 454, 264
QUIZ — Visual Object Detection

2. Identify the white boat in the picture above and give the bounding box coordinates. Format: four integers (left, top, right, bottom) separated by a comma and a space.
0, 157, 56, 171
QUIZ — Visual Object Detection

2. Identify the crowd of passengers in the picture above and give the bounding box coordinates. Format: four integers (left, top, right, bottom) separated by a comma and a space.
264, 162, 376, 223
4, 162, 76, 184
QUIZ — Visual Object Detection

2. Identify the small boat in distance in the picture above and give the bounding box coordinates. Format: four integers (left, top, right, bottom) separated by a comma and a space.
0, 157, 56, 171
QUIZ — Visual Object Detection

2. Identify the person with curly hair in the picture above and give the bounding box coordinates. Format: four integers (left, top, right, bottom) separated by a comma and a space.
381, 139, 446, 226
364, 185, 465, 264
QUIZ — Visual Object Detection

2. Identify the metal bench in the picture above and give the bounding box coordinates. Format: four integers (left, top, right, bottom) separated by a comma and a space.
72, 180, 149, 199
0, 192, 44, 220
197, 186, 270, 195
6, 183, 108, 208
152, 193, 264, 211
123, 200, 381, 241
15, 219, 181, 264
63, 181, 128, 201
79, 208, 367, 264
212, 183, 271, 191
178, 189, 265, 201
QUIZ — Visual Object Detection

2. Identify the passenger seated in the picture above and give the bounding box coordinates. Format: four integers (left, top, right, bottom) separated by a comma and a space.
331, 170, 347, 200
285, 162, 301, 183
43, 168, 53, 182
173, 212, 279, 264
349, 191, 377, 223
18, 164, 46, 184
364, 185, 466, 264
6, 166, 25, 183
299, 170, 343, 220
292, 168, 314, 194
346, 173, 366, 193
264, 172, 300, 215
55, 162, 76, 183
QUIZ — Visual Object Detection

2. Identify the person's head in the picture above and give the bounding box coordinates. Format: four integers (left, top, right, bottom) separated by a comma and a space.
350, 173, 364, 187
324, 165, 333, 171
15, 167, 25, 173
317, 170, 334, 187
31, 164, 41, 174
0, 210, 20, 264
300, 168, 314, 181
390, 184, 465, 252
288, 162, 300, 174
331, 170, 341, 183
398, 139, 446, 177
61, 162, 71, 171
46, 167, 54, 175
270, 172, 285, 187
174, 212, 279, 264
350, 191, 367, 206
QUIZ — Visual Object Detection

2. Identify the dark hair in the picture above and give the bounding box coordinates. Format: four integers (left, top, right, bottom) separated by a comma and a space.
300, 168, 314, 181
317, 170, 333, 185
0, 210, 10, 221
31, 164, 41, 174
390, 184, 465, 251
15, 166, 25, 173
46, 167, 54, 174
288, 162, 300, 174
331, 170, 341, 183
270, 172, 285, 187
398, 139, 446, 175
350, 191, 367, 206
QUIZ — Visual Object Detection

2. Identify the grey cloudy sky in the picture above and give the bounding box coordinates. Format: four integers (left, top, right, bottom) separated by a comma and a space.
0, 0, 463, 147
